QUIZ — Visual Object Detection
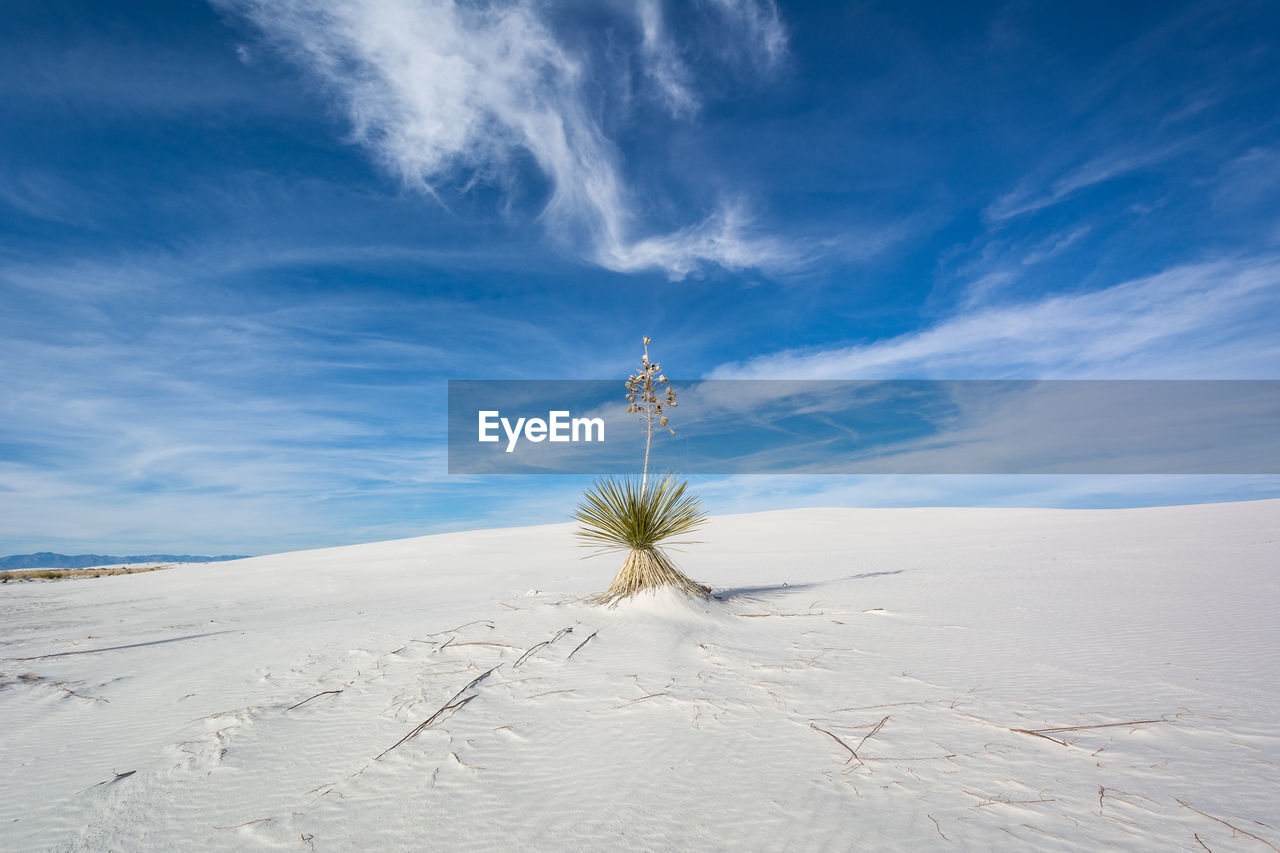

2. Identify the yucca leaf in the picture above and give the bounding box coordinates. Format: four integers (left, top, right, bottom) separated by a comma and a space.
573, 475, 707, 552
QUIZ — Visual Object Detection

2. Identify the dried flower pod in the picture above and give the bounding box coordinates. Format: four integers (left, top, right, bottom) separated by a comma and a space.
626, 336, 683, 487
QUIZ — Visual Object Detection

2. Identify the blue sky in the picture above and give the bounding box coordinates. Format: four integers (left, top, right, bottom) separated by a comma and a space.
2, 0, 1279, 555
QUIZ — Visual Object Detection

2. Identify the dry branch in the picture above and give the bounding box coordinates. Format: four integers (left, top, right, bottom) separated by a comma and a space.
513, 627, 574, 669
1176, 799, 1279, 851
832, 700, 924, 712
566, 630, 599, 661
810, 723, 861, 766
854, 716, 889, 754
1012, 728, 1070, 746
811, 716, 887, 767
287, 690, 342, 710
376, 666, 500, 760
81, 769, 136, 792
610, 692, 670, 710
1011, 717, 1167, 747
427, 620, 495, 636
1030, 719, 1165, 733
214, 818, 271, 830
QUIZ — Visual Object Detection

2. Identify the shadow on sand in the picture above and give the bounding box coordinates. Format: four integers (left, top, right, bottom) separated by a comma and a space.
713, 570, 904, 601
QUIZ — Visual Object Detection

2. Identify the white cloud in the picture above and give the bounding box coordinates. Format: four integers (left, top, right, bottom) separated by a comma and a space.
637, 0, 698, 117
598, 199, 799, 278
694, 473, 1280, 515
706, 0, 788, 68
217, 0, 790, 279
711, 255, 1280, 379
0, 243, 598, 553
985, 147, 1177, 223
1018, 224, 1091, 267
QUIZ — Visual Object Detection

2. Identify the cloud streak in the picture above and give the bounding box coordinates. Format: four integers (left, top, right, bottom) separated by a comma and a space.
217, 0, 790, 278
985, 146, 1181, 223
712, 255, 1280, 379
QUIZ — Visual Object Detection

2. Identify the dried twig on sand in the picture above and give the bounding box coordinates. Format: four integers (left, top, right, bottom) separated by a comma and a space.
513, 627, 574, 669
854, 716, 889, 754
832, 700, 923, 712
426, 620, 495, 636
79, 769, 135, 793
965, 791, 1056, 808
287, 690, 342, 710
609, 692, 669, 710
214, 818, 271, 830
1176, 799, 1279, 851
1027, 719, 1165, 733
566, 630, 599, 661
376, 666, 500, 760
1014, 729, 1070, 746
811, 723, 860, 765
811, 716, 889, 767
1012, 718, 1167, 747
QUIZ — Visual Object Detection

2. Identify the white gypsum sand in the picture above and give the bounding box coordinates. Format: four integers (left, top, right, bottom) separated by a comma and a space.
1, 501, 1278, 851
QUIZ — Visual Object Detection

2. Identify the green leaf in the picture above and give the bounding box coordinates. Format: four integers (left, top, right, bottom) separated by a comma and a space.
573, 475, 707, 551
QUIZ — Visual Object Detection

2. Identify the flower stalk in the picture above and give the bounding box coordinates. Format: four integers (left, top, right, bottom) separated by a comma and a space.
626, 336, 677, 491
575, 337, 708, 606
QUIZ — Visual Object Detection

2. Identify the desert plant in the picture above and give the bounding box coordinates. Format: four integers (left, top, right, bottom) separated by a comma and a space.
577, 338, 709, 606
626, 337, 677, 490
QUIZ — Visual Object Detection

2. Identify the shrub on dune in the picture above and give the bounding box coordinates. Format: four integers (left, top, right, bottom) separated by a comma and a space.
576, 338, 710, 606
576, 475, 710, 606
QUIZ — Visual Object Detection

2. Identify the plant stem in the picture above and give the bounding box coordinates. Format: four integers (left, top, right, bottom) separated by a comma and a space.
642, 424, 652, 491
641, 338, 652, 490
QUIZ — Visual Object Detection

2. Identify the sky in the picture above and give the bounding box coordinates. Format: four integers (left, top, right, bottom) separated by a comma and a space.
2, 0, 1279, 555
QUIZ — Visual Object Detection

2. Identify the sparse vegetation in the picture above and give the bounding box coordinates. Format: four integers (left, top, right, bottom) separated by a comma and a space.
575, 337, 709, 606
0, 565, 172, 582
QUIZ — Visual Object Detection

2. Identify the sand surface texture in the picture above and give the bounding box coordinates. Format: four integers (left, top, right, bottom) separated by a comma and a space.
2, 501, 1278, 850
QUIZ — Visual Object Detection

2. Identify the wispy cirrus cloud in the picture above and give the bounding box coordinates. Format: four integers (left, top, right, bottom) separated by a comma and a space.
0, 241, 600, 553
692, 473, 1280, 516
706, 0, 788, 68
637, 0, 697, 118
712, 255, 1280, 379
215, 0, 790, 279
985, 146, 1181, 223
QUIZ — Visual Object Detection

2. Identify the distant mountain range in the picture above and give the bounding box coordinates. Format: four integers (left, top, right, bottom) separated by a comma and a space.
0, 553, 251, 571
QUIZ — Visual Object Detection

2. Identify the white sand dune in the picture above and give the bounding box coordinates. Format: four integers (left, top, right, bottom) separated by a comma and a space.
2, 501, 1278, 851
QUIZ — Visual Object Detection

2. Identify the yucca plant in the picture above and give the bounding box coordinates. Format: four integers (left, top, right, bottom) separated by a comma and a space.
576, 475, 710, 605
577, 338, 710, 606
